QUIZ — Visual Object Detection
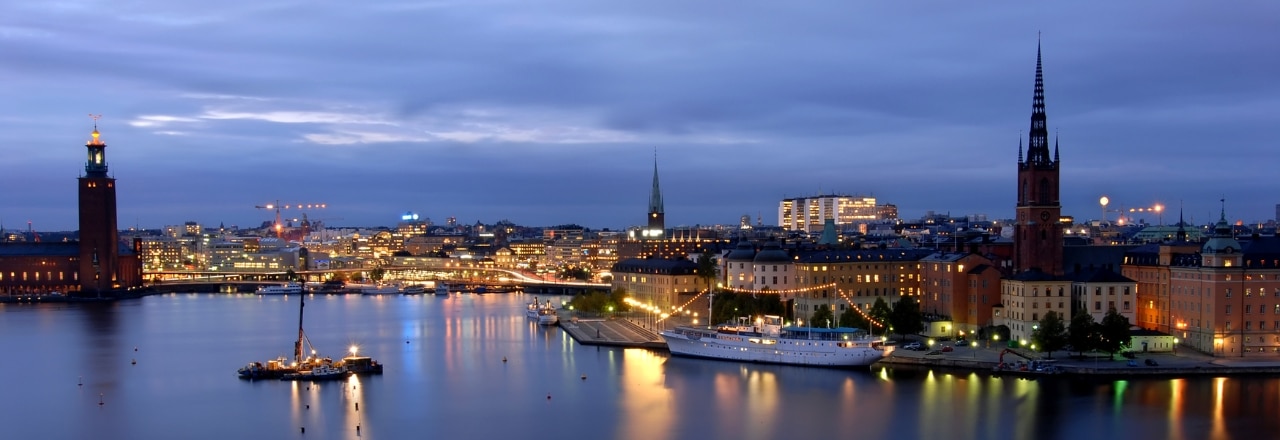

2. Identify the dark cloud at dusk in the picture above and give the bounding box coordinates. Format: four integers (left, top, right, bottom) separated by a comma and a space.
1, 1, 1277, 231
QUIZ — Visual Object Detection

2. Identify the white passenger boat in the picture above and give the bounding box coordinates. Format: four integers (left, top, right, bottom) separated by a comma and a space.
399, 284, 426, 295
660, 315, 887, 367
361, 284, 400, 295
255, 282, 303, 295
526, 299, 558, 325
434, 283, 450, 296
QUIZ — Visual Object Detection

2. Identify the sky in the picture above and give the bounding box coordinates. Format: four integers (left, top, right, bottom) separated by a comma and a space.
2, 1, 1278, 232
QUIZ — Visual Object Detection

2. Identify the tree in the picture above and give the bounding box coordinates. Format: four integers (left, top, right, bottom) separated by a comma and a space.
810, 305, 835, 328
888, 295, 924, 341
1097, 308, 1133, 360
839, 306, 868, 329
558, 266, 590, 281
1031, 311, 1068, 358
284, 269, 298, 282
1067, 309, 1097, 356
869, 297, 892, 331
369, 266, 385, 282
695, 252, 719, 293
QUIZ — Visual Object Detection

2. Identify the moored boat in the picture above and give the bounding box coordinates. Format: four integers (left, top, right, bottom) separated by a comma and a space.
238, 289, 384, 380
256, 282, 302, 295
660, 315, 886, 367
361, 284, 400, 295
400, 284, 426, 295
434, 283, 450, 296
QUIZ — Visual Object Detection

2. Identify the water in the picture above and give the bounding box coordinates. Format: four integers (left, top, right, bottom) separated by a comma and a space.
1, 293, 1277, 440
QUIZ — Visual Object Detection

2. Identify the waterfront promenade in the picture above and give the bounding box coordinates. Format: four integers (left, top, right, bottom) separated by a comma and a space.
556, 315, 1280, 375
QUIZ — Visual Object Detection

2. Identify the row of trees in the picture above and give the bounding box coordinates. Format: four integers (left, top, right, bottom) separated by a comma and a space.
1030, 309, 1133, 359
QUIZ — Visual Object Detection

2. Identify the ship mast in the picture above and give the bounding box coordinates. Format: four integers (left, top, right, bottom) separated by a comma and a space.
294, 289, 306, 365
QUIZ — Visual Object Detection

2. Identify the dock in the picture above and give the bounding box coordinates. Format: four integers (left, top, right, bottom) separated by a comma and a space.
558, 317, 668, 350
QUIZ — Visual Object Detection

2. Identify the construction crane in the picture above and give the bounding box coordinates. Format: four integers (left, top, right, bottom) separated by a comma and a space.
255, 201, 328, 238
27, 221, 40, 242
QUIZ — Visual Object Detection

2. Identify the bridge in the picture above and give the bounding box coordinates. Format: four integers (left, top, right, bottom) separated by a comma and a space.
146, 266, 608, 296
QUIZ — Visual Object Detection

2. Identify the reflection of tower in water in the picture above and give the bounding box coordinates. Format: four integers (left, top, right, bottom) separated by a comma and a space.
288, 373, 367, 435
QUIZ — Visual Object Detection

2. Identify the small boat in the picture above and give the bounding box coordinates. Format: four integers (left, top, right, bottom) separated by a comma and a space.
256, 282, 303, 295
527, 299, 558, 325
474, 286, 487, 294
400, 284, 426, 295
282, 363, 349, 381
361, 284, 400, 295
434, 283, 449, 296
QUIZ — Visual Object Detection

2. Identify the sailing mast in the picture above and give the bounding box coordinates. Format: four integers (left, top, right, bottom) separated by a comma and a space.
294, 290, 305, 365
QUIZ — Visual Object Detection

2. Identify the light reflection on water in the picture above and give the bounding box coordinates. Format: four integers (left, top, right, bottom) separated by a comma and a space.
2, 294, 1279, 440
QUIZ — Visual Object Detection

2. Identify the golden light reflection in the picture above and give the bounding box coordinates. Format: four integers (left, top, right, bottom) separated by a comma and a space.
344, 375, 365, 435
1167, 379, 1184, 440
616, 349, 673, 439
1212, 377, 1226, 439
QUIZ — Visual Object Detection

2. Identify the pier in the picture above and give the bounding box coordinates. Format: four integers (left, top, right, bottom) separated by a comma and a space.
557, 317, 667, 350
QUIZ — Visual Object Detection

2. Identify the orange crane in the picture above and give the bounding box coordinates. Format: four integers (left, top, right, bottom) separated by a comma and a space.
255, 201, 328, 238
27, 221, 40, 242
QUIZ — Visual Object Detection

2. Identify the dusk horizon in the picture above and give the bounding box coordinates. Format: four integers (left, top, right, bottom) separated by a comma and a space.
3, 1, 1277, 231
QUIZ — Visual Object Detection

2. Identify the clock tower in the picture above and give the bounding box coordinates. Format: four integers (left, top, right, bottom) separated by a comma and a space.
1014, 42, 1063, 276
78, 117, 120, 294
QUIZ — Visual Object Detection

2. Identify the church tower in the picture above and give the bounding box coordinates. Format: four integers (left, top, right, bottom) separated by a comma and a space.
78, 118, 120, 294
644, 155, 665, 239
1014, 42, 1064, 276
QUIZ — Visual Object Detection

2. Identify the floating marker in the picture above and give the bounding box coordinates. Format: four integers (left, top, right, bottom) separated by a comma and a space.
131, 359, 136, 365
300, 427, 305, 434
581, 374, 587, 380
134, 346, 138, 352
502, 357, 507, 363
78, 376, 83, 387
546, 393, 551, 400
98, 393, 104, 406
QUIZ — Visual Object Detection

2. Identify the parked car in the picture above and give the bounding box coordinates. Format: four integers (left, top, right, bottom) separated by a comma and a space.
941, 345, 954, 352
1144, 359, 1159, 366
954, 340, 969, 347
1127, 360, 1138, 367
901, 342, 922, 351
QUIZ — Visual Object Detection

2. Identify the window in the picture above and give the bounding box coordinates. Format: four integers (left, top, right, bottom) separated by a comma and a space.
1246, 305, 1253, 314
1124, 301, 1130, 311
1226, 289, 1232, 298
1095, 301, 1102, 311
1226, 305, 1233, 315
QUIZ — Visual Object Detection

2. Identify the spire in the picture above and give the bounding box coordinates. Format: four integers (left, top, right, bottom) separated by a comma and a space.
1017, 133, 1023, 163
1054, 130, 1060, 162
1175, 201, 1187, 242
84, 114, 109, 177
649, 153, 664, 215
1026, 39, 1051, 165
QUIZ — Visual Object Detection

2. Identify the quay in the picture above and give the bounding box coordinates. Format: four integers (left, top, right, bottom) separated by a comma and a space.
557, 316, 667, 350
876, 342, 1280, 376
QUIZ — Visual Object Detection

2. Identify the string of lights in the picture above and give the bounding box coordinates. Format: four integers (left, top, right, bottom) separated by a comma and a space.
836, 288, 884, 328
718, 282, 837, 296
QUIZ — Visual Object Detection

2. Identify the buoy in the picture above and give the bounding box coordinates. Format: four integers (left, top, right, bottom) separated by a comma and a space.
131, 359, 136, 365
581, 374, 587, 380
98, 393, 104, 406
78, 376, 83, 387
306, 404, 310, 409
134, 346, 138, 352
300, 427, 305, 434
502, 357, 507, 363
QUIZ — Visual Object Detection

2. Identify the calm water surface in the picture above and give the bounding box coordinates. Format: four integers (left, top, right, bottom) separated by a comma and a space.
1, 293, 1277, 440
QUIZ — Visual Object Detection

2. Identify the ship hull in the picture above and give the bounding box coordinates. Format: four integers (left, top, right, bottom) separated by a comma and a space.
661, 329, 884, 367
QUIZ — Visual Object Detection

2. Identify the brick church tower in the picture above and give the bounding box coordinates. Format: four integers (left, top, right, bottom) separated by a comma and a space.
1013, 42, 1064, 276
78, 119, 120, 294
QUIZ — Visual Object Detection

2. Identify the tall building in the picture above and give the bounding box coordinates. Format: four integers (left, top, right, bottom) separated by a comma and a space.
1013, 42, 1064, 276
777, 195, 884, 233
78, 123, 123, 294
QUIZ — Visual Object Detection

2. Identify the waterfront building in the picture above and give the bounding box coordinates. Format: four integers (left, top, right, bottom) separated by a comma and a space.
722, 240, 757, 291
919, 252, 1002, 337
777, 194, 892, 233
0, 123, 142, 296
1165, 211, 1280, 357
1070, 268, 1138, 324
792, 248, 932, 323
1121, 222, 1200, 332
610, 257, 709, 311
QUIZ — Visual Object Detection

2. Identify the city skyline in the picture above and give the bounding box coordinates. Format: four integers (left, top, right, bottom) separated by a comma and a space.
2, 1, 1278, 231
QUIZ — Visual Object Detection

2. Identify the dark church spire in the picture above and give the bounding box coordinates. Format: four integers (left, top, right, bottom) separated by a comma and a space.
649, 153, 664, 215
1026, 39, 1052, 165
